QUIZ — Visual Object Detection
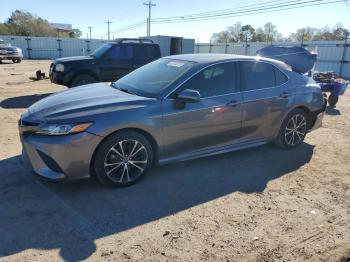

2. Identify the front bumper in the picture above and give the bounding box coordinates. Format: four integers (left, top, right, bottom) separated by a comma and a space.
0, 54, 23, 60
20, 131, 103, 181
49, 71, 67, 86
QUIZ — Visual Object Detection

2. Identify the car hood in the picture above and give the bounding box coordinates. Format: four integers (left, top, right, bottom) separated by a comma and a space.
54, 56, 94, 63
0, 46, 20, 51
23, 82, 154, 121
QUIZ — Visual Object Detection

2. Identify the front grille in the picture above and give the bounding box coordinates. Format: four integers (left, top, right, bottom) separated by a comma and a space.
19, 119, 40, 127
19, 119, 40, 138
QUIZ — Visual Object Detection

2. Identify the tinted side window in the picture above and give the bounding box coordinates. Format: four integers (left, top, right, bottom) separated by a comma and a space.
107, 45, 133, 60
240, 61, 275, 91
175, 63, 236, 98
274, 67, 288, 86
134, 45, 159, 60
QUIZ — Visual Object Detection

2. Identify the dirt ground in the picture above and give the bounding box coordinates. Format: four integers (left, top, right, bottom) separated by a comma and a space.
0, 60, 349, 262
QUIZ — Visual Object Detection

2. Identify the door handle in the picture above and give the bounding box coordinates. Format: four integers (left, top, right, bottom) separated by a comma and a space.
226, 100, 240, 107
280, 91, 292, 98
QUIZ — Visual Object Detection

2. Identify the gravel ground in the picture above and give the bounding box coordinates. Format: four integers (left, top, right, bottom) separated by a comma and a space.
0, 60, 349, 262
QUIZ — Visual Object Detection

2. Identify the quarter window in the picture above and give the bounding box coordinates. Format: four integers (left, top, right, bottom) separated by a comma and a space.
274, 67, 288, 85
175, 63, 236, 98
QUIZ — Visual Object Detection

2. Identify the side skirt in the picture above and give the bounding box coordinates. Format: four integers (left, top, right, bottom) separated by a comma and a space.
158, 139, 271, 166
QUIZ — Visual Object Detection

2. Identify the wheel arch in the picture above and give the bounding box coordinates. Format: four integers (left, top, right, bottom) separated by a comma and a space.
89, 127, 159, 178
70, 69, 99, 85
274, 105, 313, 138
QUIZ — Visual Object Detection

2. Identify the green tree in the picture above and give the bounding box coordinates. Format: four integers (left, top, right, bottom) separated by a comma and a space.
69, 29, 82, 38
0, 10, 82, 38
239, 24, 255, 42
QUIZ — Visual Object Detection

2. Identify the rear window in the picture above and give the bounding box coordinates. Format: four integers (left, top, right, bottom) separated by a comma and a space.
240, 61, 275, 91
239, 61, 288, 91
134, 45, 160, 60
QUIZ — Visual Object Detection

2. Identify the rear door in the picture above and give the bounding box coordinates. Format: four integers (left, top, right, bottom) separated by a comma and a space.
161, 62, 243, 159
98, 44, 135, 81
239, 60, 292, 141
133, 44, 161, 68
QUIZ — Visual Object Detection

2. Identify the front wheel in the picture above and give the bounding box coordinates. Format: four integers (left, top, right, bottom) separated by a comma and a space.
93, 131, 153, 187
70, 74, 96, 87
12, 59, 22, 63
275, 109, 308, 149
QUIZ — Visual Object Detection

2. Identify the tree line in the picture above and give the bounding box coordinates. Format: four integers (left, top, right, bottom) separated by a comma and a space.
0, 10, 82, 38
210, 22, 349, 43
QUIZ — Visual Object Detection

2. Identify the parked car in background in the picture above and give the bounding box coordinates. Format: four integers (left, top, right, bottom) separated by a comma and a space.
20, 54, 326, 187
49, 38, 161, 87
0, 39, 23, 63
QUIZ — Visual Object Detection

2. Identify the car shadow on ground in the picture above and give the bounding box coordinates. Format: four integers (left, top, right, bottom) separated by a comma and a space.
0, 93, 52, 109
0, 143, 314, 261
325, 106, 341, 116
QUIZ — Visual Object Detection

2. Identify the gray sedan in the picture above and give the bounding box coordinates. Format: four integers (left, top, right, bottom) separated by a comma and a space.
19, 54, 326, 187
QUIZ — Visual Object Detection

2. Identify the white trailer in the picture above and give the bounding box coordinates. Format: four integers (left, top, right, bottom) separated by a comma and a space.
139, 35, 195, 57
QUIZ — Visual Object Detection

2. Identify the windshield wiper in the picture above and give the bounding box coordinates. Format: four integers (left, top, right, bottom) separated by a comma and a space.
111, 82, 136, 95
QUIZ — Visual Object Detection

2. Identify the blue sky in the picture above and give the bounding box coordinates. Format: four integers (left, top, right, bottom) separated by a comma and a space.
1, 0, 349, 42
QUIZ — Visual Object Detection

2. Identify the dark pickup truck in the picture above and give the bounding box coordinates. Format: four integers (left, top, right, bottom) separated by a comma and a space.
49, 38, 161, 87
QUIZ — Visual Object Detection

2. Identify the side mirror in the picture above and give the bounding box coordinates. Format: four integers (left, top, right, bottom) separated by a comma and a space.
176, 89, 201, 103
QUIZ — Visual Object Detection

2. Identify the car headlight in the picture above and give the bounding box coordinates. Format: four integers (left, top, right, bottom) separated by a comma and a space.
36, 122, 93, 136
55, 64, 65, 72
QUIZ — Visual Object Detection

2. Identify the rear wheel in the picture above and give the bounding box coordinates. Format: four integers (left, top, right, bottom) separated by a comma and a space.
93, 131, 153, 187
12, 58, 22, 63
275, 109, 308, 149
70, 74, 96, 87
328, 93, 338, 107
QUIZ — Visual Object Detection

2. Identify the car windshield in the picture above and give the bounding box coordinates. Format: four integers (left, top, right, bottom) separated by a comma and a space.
112, 58, 195, 98
90, 43, 112, 58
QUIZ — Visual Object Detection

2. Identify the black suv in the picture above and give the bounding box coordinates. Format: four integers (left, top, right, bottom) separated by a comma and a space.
49, 38, 161, 87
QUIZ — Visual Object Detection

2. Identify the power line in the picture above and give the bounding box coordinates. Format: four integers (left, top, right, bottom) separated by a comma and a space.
153, 0, 300, 21
143, 0, 156, 36
115, 20, 147, 34
108, 0, 344, 35
151, 0, 344, 23
105, 20, 112, 40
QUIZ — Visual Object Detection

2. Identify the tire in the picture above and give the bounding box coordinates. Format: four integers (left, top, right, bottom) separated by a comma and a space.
275, 109, 309, 149
328, 93, 338, 107
12, 59, 22, 63
70, 74, 96, 87
93, 131, 154, 187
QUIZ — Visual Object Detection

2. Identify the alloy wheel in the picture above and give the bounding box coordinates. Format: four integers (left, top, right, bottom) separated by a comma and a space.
103, 139, 148, 184
284, 114, 307, 146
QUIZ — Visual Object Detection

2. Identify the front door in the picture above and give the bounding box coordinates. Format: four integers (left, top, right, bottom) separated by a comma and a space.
161, 62, 243, 159
98, 44, 135, 82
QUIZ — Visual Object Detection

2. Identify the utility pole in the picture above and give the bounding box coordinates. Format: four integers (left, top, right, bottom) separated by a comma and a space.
88, 26, 92, 40
105, 20, 112, 40
143, 0, 156, 36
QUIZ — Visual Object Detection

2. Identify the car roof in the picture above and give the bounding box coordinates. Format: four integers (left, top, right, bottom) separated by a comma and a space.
165, 53, 292, 71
